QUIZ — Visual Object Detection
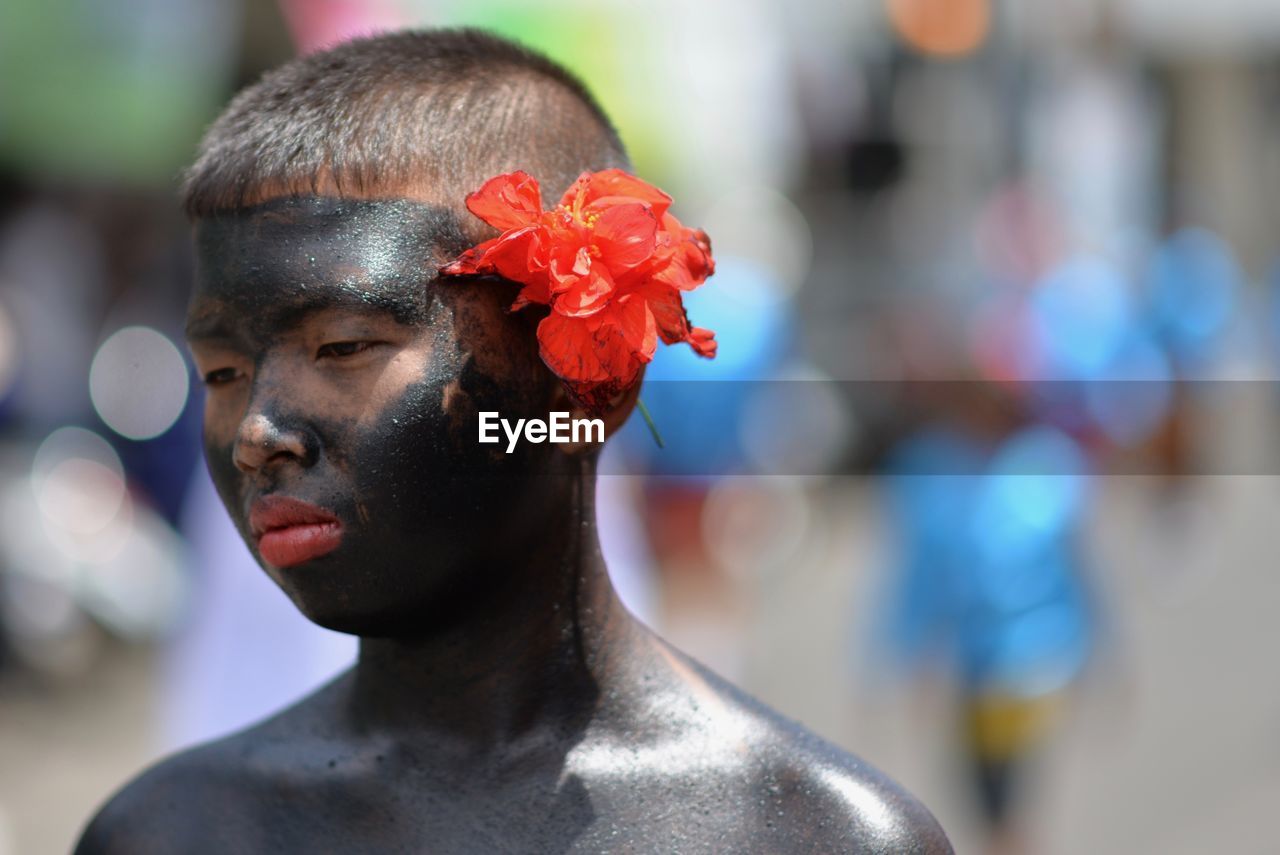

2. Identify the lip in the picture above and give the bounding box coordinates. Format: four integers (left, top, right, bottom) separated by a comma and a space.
248, 495, 343, 568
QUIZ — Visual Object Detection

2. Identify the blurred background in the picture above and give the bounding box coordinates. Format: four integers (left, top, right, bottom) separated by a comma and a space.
2, 0, 1279, 852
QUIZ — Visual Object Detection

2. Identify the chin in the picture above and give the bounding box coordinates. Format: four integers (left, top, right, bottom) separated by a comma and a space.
263, 542, 498, 638
276, 576, 455, 638
291, 602, 373, 636
284, 595, 414, 637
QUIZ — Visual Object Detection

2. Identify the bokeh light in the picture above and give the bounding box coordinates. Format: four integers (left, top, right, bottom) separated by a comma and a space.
740, 365, 853, 476
35, 457, 128, 537
31, 426, 124, 486
89, 325, 190, 441
886, 0, 990, 59
1028, 256, 1134, 380
1084, 330, 1174, 447
700, 186, 813, 300
30, 426, 131, 563
11, 426, 187, 640
702, 477, 812, 575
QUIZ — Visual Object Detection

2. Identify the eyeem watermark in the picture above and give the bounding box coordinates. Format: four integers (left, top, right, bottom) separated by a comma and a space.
479, 411, 604, 453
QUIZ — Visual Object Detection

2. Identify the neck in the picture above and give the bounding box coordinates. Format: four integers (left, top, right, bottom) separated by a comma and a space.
345, 459, 638, 752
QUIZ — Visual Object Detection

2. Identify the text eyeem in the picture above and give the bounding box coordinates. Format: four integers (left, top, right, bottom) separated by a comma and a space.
478, 411, 604, 453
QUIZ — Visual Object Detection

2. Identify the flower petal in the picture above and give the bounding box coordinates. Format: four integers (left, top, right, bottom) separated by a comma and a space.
538, 312, 643, 387
510, 279, 551, 312
438, 238, 499, 277
476, 225, 547, 281
583, 169, 672, 219
439, 227, 553, 310
630, 277, 690, 345
548, 241, 583, 289
686, 227, 715, 279
591, 203, 658, 272
466, 171, 543, 231
552, 262, 615, 317
538, 312, 645, 416
445, 167, 716, 413
647, 216, 714, 291
556, 172, 593, 215
537, 312, 603, 381
686, 326, 717, 358
607, 293, 658, 362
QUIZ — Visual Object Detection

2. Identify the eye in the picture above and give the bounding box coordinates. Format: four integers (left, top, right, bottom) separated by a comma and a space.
316, 341, 375, 360
203, 367, 242, 387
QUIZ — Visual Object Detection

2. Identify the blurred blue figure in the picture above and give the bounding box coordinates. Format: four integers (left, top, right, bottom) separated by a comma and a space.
965, 428, 1093, 696
875, 423, 1095, 844
877, 428, 985, 672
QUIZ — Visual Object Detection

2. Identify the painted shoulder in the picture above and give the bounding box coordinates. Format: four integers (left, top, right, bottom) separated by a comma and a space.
73, 737, 252, 855
762, 728, 955, 854
73, 681, 344, 855
682, 648, 954, 854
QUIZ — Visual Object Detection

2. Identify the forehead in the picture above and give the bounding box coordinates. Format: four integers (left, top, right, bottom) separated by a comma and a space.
188, 196, 471, 333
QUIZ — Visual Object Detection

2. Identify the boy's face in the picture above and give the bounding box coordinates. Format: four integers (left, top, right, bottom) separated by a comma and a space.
186, 196, 561, 636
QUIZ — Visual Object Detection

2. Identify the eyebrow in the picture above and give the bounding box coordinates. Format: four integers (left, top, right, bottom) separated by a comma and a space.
185, 311, 238, 343
185, 291, 426, 344
189, 196, 461, 338
279, 289, 428, 327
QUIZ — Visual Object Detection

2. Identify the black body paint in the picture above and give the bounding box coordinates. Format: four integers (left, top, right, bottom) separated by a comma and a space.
188, 197, 559, 634
75, 195, 953, 854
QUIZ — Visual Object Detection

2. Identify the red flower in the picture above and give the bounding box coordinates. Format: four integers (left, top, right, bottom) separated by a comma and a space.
441, 169, 717, 414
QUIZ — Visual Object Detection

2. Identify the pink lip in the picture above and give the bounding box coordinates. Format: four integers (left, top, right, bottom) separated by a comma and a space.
248, 495, 343, 568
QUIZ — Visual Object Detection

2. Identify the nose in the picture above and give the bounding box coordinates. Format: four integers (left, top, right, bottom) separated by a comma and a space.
232, 409, 313, 475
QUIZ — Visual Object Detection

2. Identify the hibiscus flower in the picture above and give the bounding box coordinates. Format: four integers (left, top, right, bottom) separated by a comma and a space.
440, 169, 717, 415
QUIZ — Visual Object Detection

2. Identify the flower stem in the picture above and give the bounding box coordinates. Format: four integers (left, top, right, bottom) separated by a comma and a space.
636, 399, 664, 449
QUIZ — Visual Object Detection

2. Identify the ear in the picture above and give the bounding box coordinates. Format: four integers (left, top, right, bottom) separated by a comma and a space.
551, 368, 645, 456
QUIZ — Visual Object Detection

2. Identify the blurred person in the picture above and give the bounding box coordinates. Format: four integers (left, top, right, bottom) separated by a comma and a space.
874, 385, 1094, 855
75, 30, 951, 853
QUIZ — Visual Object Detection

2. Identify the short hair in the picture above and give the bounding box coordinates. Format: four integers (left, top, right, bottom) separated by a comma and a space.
182, 28, 629, 219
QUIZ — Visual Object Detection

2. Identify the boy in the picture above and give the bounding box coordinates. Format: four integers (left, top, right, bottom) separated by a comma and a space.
77, 29, 951, 853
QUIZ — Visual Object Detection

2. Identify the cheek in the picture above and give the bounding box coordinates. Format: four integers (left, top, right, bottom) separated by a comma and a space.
347, 331, 463, 483
201, 391, 242, 499
341, 363, 552, 547
342, 374, 458, 539
202, 428, 243, 530
351, 343, 447, 430
334, 327, 466, 517
201, 386, 247, 449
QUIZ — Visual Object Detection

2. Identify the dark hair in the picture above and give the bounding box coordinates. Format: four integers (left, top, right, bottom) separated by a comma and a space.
182, 28, 629, 218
